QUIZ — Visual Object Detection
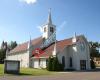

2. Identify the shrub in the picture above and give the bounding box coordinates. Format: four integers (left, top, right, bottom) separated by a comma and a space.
52, 57, 58, 71
90, 59, 96, 69
47, 57, 53, 71
47, 56, 64, 71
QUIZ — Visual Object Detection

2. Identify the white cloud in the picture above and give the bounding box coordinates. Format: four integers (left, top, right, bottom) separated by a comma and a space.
19, 0, 37, 4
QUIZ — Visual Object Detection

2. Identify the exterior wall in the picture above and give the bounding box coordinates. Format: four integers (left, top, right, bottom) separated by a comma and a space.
42, 24, 56, 39
32, 58, 46, 68
57, 46, 78, 70
71, 36, 90, 70
57, 36, 91, 70
33, 59, 39, 68
57, 47, 69, 69
6, 51, 29, 68
76, 36, 91, 70
40, 58, 47, 68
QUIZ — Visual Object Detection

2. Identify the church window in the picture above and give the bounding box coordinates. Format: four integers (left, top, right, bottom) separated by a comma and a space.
50, 27, 54, 33
80, 42, 85, 51
62, 56, 65, 67
44, 27, 46, 32
69, 57, 73, 67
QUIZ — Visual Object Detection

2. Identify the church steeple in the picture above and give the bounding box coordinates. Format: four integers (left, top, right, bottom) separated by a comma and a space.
41, 9, 56, 47
47, 8, 52, 24
42, 8, 56, 40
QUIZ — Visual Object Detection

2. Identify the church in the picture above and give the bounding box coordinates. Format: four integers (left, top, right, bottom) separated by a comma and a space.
6, 9, 91, 70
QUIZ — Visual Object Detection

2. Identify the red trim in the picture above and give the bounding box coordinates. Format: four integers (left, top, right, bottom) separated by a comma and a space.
32, 48, 45, 58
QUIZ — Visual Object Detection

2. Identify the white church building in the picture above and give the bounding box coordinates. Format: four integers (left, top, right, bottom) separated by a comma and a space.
6, 10, 91, 70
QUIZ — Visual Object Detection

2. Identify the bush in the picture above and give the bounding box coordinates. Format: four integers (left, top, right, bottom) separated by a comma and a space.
47, 56, 64, 71
47, 57, 53, 71
0, 49, 6, 63
90, 59, 96, 69
52, 57, 58, 71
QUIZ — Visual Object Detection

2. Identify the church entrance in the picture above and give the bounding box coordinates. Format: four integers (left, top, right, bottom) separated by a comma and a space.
80, 60, 86, 70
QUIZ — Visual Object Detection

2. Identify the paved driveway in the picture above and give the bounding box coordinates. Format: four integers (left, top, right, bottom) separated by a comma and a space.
0, 72, 100, 80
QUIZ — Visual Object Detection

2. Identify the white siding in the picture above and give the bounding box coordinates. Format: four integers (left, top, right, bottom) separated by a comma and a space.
34, 59, 39, 68
32, 58, 46, 68
40, 59, 46, 68
57, 36, 91, 70
6, 51, 29, 68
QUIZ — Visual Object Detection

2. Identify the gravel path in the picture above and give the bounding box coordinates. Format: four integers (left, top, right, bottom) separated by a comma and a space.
0, 72, 100, 80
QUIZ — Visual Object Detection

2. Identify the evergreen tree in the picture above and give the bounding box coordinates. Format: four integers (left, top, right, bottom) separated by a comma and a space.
89, 41, 100, 58
8, 41, 17, 50
0, 40, 17, 63
47, 56, 53, 71
52, 57, 59, 71
47, 56, 64, 71
0, 49, 6, 63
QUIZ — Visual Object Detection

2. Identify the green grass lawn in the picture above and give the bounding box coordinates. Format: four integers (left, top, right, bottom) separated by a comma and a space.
20, 68, 52, 76
0, 64, 53, 76
0, 64, 4, 75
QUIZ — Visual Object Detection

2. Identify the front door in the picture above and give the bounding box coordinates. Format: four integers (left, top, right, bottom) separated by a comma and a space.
80, 60, 86, 70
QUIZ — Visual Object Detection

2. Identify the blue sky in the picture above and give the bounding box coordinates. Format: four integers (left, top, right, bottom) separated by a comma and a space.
0, 0, 100, 44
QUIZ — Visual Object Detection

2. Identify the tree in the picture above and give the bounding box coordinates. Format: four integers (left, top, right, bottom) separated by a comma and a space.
52, 57, 63, 71
1, 41, 7, 50
0, 49, 6, 63
47, 56, 64, 71
89, 41, 100, 69
0, 41, 17, 63
47, 57, 53, 71
8, 41, 17, 50
89, 41, 100, 58
52, 57, 58, 71
90, 59, 96, 69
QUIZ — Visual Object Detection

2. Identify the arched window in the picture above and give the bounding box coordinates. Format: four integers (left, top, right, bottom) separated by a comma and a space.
69, 57, 72, 67
62, 56, 65, 67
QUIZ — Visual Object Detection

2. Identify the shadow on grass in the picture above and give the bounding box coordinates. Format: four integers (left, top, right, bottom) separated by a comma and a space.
6, 73, 52, 76
18, 73, 33, 76
4, 73, 33, 76
4, 72, 51, 76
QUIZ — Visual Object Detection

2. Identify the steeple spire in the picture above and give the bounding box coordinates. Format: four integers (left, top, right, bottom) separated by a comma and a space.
28, 36, 32, 49
47, 8, 52, 24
